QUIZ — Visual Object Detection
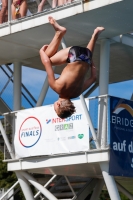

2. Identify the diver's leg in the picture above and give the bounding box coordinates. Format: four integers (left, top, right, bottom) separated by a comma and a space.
50, 47, 71, 65
44, 16, 66, 58
87, 27, 105, 53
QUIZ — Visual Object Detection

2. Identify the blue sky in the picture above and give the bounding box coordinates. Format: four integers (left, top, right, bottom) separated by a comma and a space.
22, 66, 133, 107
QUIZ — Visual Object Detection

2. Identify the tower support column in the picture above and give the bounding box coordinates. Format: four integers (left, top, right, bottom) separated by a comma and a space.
15, 172, 34, 200
99, 39, 110, 95
100, 163, 121, 200
13, 61, 21, 110
98, 39, 110, 148
90, 180, 104, 200
13, 61, 34, 200
36, 76, 49, 107
99, 40, 120, 200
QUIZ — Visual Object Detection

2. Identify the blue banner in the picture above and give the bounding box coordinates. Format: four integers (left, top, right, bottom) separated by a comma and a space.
109, 96, 133, 177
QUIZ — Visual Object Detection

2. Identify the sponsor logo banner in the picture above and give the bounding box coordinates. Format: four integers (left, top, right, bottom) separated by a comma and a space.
109, 96, 133, 177
14, 100, 89, 158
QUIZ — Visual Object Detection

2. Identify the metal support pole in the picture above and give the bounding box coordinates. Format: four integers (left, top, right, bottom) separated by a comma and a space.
8, 0, 11, 33
12, 61, 22, 155
15, 172, 34, 200
7, 187, 20, 200
0, 181, 19, 200
98, 96, 108, 148
64, 176, 77, 198
100, 162, 121, 200
90, 179, 104, 200
36, 76, 49, 107
99, 39, 110, 95
34, 175, 57, 199
8, 0, 11, 21
13, 62, 22, 111
80, 95, 100, 149
0, 121, 34, 200
98, 40, 117, 200
21, 171, 58, 200
48, 176, 64, 193
76, 179, 98, 200
13, 62, 34, 200
61, 37, 67, 49
116, 182, 133, 200
98, 39, 110, 148
36, 66, 55, 107
0, 74, 13, 96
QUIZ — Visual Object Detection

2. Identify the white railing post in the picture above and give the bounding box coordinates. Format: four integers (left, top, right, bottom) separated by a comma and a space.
8, 0, 11, 33
8, 0, 11, 21
80, 95, 100, 149
0, 181, 19, 200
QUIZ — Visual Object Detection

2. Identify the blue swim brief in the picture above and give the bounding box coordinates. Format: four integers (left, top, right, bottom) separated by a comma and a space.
67, 46, 92, 65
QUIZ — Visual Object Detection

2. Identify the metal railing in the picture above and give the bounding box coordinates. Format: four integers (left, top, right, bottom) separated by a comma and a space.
0, 181, 19, 200
0, 65, 37, 111
0, 95, 110, 161
84, 95, 110, 150
0, 95, 110, 199
0, 0, 82, 26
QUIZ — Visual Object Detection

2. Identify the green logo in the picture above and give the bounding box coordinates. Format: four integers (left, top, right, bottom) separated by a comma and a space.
64, 124, 69, 130
78, 134, 84, 139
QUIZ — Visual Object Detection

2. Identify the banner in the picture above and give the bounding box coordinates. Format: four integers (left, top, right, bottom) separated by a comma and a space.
109, 96, 133, 177
14, 100, 89, 158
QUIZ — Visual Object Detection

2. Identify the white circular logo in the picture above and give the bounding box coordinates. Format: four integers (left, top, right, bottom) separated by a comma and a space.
19, 117, 42, 148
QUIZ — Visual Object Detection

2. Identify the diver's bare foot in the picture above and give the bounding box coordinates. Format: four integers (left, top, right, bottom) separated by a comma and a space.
48, 16, 66, 35
93, 27, 105, 38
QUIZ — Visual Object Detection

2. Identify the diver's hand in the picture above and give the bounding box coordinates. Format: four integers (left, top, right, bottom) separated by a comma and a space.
40, 45, 49, 52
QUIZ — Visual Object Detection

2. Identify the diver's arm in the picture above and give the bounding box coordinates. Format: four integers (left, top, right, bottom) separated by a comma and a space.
39, 46, 56, 90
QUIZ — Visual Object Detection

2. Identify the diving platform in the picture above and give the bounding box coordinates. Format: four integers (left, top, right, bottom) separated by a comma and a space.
5, 149, 133, 196
7, 150, 109, 177
0, 0, 133, 83
0, 0, 133, 200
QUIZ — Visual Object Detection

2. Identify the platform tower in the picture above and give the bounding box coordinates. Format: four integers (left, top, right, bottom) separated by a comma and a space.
0, 0, 133, 199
